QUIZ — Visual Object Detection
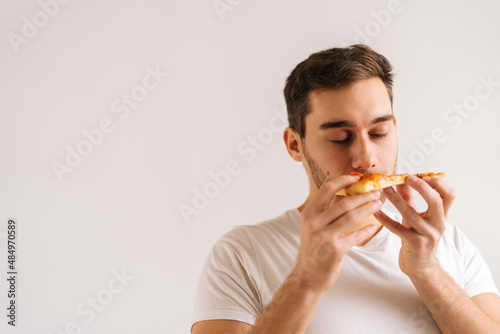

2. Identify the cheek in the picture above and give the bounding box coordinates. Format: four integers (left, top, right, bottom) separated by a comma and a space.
378, 138, 398, 162
308, 141, 349, 172
322, 149, 352, 174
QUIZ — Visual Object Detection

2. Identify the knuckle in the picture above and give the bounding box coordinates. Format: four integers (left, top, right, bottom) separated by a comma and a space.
429, 232, 442, 244
401, 192, 412, 202
430, 189, 442, 202
303, 220, 316, 234
320, 181, 335, 193
426, 231, 438, 243
341, 209, 359, 224
412, 236, 426, 249
335, 198, 351, 212
409, 209, 420, 222
340, 209, 354, 222
328, 241, 342, 255
436, 223, 446, 235
315, 231, 328, 244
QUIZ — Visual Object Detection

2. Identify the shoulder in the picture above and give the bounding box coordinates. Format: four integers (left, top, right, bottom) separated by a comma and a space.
217, 209, 300, 245
203, 209, 300, 281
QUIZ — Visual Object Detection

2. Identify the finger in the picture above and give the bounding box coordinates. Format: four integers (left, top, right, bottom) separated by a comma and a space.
320, 191, 381, 227
395, 183, 417, 209
304, 175, 361, 217
373, 210, 413, 240
382, 186, 430, 233
404, 175, 445, 221
339, 223, 379, 247
395, 183, 416, 229
330, 194, 348, 206
325, 198, 383, 235
422, 177, 456, 218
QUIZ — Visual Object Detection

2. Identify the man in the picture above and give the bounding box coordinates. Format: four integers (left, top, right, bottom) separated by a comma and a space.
191, 44, 500, 333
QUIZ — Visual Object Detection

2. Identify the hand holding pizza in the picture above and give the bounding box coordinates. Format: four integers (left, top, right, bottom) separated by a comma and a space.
373, 174, 456, 279
293, 175, 383, 295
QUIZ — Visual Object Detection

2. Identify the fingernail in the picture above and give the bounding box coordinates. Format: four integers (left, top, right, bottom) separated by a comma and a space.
407, 174, 417, 183
384, 187, 395, 194
370, 191, 380, 198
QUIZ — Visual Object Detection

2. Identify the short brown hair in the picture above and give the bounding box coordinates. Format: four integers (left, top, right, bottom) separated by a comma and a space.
284, 44, 394, 138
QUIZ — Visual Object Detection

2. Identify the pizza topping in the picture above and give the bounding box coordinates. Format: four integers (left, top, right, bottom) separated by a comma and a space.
336, 172, 445, 196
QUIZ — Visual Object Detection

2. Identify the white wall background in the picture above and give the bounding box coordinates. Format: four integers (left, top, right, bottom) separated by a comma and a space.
1, 0, 499, 333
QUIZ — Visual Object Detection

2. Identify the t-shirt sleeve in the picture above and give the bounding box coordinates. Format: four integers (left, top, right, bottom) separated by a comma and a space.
191, 228, 262, 327
451, 224, 499, 297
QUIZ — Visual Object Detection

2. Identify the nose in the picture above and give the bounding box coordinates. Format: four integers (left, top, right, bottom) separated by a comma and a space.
351, 135, 376, 172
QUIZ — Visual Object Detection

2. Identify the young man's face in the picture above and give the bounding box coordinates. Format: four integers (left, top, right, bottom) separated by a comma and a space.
299, 77, 398, 189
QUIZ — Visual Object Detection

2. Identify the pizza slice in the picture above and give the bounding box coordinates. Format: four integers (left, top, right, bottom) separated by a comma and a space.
335, 172, 445, 196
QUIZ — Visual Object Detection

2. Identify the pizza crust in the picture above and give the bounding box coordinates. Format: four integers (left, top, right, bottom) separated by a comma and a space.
336, 172, 445, 196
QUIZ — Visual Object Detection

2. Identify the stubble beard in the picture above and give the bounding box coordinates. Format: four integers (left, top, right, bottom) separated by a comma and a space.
302, 143, 331, 189
302, 142, 398, 202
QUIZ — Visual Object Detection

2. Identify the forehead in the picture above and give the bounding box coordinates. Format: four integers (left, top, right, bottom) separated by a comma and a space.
307, 77, 392, 128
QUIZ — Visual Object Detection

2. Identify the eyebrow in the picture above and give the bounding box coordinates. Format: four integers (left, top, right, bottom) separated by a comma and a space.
319, 114, 394, 130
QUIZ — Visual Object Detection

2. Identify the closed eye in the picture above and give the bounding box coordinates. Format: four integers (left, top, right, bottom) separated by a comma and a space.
330, 136, 352, 144
370, 133, 388, 138
330, 132, 388, 145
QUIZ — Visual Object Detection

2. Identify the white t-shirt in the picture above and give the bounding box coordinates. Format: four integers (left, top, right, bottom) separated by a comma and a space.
192, 208, 499, 333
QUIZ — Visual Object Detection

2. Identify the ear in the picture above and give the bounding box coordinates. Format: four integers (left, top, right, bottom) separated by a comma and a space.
283, 127, 303, 162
